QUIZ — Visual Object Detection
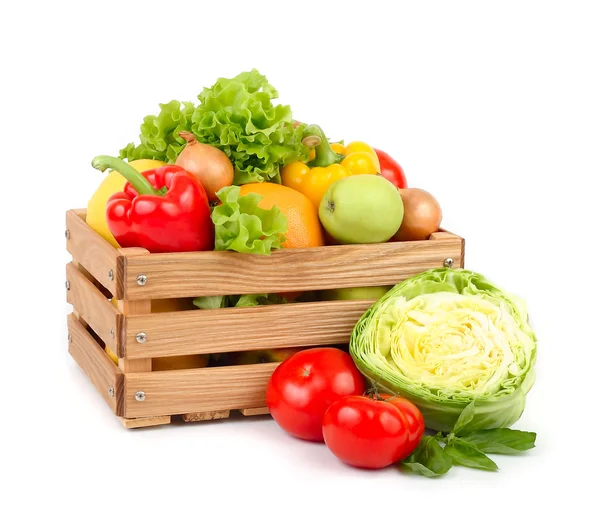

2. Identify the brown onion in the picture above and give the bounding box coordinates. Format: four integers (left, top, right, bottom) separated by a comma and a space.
176, 131, 234, 201
393, 188, 443, 241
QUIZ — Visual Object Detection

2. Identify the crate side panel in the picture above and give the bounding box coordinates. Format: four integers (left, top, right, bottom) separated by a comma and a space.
123, 238, 463, 299
66, 210, 122, 298
66, 263, 123, 353
124, 299, 374, 358
67, 314, 124, 416
124, 363, 279, 418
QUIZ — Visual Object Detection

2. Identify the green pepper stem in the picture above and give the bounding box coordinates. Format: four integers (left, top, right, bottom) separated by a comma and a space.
91, 155, 159, 196
303, 124, 344, 168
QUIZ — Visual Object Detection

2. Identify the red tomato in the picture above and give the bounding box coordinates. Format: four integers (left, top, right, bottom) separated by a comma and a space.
374, 148, 408, 189
381, 395, 425, 453
322, 396, 414, 469
266, 348, 366, 442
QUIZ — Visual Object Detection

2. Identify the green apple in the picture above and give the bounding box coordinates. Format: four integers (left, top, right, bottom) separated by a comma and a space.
319, 286, 392, 301
319, 174, 404, 244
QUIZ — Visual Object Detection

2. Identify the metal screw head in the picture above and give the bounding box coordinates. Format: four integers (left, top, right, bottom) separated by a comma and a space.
135, 391, 146, 402
110, 328, 115, 338
108, 269, 114, 281
444, 257, 454, 268
68, 333, 72, 343
108, 386, 115, 397
65, 229, 70, 239
136, 274, 147, 286
65, 280, 70, 291
136, 332, 147, 344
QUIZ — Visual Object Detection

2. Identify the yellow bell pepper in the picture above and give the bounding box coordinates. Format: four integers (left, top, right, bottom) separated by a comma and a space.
282, 125, 380, 209
86, 159, 166, 247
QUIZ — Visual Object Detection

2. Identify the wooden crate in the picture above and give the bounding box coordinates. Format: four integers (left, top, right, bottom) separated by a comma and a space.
65, 209, 465, 429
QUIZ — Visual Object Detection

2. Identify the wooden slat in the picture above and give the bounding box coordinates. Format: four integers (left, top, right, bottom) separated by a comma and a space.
123, 299, 374, 359
67, 314, 124, 416
66, 263, 123, 353
240, 407, 270, 416
122, 237, 464, 300
124, 363, 279, 418
182, 411, 230, 422
66, 210, 123, 298
120, 416, 171, 429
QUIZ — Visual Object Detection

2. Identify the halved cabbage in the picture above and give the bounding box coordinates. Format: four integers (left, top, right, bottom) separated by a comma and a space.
350, 269, 536, 432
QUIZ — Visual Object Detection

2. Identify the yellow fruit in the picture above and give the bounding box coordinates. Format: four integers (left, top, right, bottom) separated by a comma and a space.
86, 159, 166, 247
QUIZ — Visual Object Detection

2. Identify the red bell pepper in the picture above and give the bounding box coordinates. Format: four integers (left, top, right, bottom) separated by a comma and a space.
91, 156, 214, 253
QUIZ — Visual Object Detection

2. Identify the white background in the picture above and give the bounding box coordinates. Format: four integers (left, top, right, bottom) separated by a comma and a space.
2, 1, 599, 522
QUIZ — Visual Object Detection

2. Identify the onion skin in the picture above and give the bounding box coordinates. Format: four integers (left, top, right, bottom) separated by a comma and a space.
176, 132, 234, 201
392, 188, 442, 241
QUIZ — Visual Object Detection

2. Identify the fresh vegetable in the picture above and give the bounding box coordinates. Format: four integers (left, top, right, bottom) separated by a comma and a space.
239, 183, 325, 248
212, 186, 287, 255
322, 395, 417, 469
193, 293, 289, 310
175, 132, 234, 201
393, 188, 442, 241
120, 69, 308, 184
381, 395, 425, 451
282, 125, 380, 209
319, 174, 404, 244
91, 156, 213, 253
350, 268, 537, 432
86, 159, 166, 247
318, 286, 392, 301
266, 347, 366, 442
401, 402, 537, 477
374, 148, 407, 189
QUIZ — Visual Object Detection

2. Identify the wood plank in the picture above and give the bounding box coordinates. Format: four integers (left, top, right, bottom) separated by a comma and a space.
240, 407, 270, 416
67, 314, 124, 416
124, 363, 280, 418
120, 416, 171, 429
122, 237, 464, 300
66, 263, 123, 353
182, 411, 230, 422
123, 299, 374, 359
66, 209, 123, 298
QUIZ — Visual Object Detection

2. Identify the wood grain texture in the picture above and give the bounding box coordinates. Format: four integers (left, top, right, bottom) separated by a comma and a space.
66, 263, 123, 353
181, 410, 230, 422
120, 415, 171, 429
124, 363, 280, 418
123, 299, 374, 359
240, 407, 270, 416
122, 237, 464, 300
117, 291, 152, 369
66, 210, 122, 298
67, 314, 124, 416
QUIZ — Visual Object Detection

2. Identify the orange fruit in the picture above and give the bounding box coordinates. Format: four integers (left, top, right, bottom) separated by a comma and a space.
239, 183, 325, 248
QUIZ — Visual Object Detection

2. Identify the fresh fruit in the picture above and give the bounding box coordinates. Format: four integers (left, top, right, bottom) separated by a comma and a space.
175, 132, 234, 201
266, 347, 366, 442
319, 174, 404, 244
392, 188, 442, 241
86, 159, 166, 247
152, 354, 209, 371
318, 286, 391, 301
374, 148, 407, 189
322, 395, 414, 469
239, 183, 325, 248
383, 395, 426, 452
233, 348, 302, 365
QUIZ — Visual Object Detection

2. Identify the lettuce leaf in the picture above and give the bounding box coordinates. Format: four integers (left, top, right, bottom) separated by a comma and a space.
211, 185, 287, 254
120, 70, 308, 183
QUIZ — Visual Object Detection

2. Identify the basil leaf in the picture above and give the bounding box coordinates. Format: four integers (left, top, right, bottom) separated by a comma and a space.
401, 436, 453, 477
461, 429, 537, 455
445, 439, 498, 471
452, 401, 476, 435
